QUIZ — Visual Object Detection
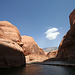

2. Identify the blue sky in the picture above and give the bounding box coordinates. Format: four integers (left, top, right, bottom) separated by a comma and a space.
0, 0, 75, 48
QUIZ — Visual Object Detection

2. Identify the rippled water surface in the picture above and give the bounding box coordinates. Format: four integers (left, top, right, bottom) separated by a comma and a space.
0, 62, 75, 75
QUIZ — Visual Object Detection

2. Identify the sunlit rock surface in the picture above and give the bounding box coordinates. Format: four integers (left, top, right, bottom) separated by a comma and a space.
26, 54, 48, 63
0, 21, 26, 68
21, 35, 45, 55
0, 21, 21, 42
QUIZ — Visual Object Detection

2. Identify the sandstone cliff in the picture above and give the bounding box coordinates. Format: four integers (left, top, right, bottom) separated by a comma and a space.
0, 21, 46, 66
0, 21, 21, 42
47, 50, 58, 58
0, 21, 26, 68
21, 35, 45, 56
57, 9, 75, 62
0, 38, 25, 67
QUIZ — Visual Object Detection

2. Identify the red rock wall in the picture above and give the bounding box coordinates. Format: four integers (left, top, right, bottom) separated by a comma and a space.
57, 9, 75, 61
0, 21, 45, 67
0, 21, 25, 68
0, 21, 21, 42
21, 36, 45, 55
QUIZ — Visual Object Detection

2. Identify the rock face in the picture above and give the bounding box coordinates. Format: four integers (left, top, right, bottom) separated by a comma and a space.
38, 47, 45, 55
0, 21, 26, 68
57, 9, 75, 61
44, 52, 49, 56
0, 38, 25, 67
47, 50, 58, 58
26, 54, 48, 63
21, 36, 45, 55
0, 21, 21, 42
69, 9, 75, 28
0, 27, 5, 38
0, 21, 45, 67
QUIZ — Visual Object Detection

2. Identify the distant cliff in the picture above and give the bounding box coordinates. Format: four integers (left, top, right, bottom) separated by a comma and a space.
43, 47, 58, 52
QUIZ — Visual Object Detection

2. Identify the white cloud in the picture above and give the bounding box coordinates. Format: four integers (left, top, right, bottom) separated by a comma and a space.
45, 28, 60, 40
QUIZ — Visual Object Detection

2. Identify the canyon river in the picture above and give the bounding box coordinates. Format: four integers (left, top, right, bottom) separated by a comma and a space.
0, 61, 75, 75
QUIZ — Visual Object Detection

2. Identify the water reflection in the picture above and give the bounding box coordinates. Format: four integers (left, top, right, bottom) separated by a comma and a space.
0, 64, 75, 75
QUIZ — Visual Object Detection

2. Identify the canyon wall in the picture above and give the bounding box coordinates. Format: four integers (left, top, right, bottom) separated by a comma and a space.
57, 9, 75, 62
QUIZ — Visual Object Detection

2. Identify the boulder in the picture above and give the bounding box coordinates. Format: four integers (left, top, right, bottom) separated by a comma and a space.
0, 38, 26, 68
21, 35, 45, 55
0, 21, 21, 42
57, 9, 75, 61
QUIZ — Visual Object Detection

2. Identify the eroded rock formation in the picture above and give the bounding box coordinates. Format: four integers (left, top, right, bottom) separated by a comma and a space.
0, 21, 26, 68
21, 36, 45, 55
0, 21, 46, 67
0, 38, 25, 67
26, 54, 48, 63
47, 50, 58, 58
0, 21, 21, 42
57, 9, 75, 61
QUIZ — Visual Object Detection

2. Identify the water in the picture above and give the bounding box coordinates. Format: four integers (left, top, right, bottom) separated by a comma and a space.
0, 62, 75, 75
